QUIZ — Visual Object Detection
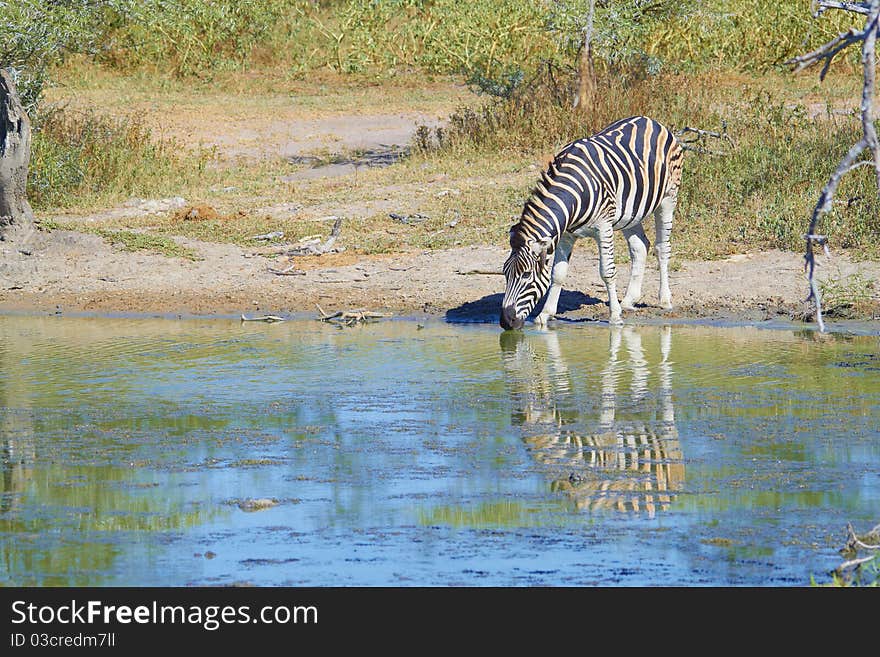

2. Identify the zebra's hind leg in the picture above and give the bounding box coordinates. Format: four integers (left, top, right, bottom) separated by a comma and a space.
535, 233, 575, 327
620, 224, 650, 310
653, 190, 677, 309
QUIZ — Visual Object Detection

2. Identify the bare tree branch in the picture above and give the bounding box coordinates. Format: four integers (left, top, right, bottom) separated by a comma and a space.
814, 1, 872, 17
845, 521, 880, 551
786, 28, 863, 80
790, 0, 880, 332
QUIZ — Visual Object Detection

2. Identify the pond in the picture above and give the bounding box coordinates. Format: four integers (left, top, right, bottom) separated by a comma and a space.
1, 314, 878, 586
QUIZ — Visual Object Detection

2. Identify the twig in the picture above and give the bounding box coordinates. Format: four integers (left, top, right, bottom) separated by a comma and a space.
267, 263, 306, 276
678, 125, 737, 148
833, 521, 880, 584
251, 231, 284, 241
834, 554, 877, 573
456, 268, 504, 275
389, 212, 430, 225
675, 124, 736, 156
845, 521, 880, 551
315, 303, 390, 325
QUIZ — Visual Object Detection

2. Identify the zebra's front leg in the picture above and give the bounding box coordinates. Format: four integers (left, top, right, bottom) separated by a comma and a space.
621, 224, 650, 310
594, 223, 623, 325
535, 234, 575, 327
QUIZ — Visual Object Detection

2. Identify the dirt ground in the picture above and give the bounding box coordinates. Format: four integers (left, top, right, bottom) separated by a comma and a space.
2, 219, 876, 325
3, 76, 879, 326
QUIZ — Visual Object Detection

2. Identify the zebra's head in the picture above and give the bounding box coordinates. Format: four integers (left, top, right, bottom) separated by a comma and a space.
500, 227, 554, 330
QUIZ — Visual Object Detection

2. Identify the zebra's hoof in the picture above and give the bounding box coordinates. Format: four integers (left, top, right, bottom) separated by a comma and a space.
535, 313, 552, 327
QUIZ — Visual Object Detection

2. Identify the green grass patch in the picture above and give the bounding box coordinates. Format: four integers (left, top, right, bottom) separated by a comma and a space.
94, 229, 201, 260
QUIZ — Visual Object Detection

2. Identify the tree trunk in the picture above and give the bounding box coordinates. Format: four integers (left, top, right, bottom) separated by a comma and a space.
0, 69, 35, 238
573, 0, 596, 112
575, 39, 595, 111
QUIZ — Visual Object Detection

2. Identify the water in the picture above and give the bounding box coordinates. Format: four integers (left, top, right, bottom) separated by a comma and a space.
1, 314, 878, 586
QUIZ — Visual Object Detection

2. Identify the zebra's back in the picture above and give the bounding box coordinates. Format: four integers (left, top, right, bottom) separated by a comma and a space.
554, 115, 682, 233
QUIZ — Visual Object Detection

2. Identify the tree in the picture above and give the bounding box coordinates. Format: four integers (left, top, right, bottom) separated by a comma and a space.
574, 0, 596, 111
0, 0, 137, 236
0, 69, 33, 237
550, 0, 695, 111
0, 0, 135, 113
787, 0, 880, 332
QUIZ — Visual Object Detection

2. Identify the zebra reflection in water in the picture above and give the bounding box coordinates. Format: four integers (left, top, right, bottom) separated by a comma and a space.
501, 326, 684, 517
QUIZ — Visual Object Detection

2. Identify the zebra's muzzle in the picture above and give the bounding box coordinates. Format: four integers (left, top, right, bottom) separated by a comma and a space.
500, 306, 524, 331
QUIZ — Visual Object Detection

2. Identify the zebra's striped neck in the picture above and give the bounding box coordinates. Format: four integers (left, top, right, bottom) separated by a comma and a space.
511, 207, 560, 248
519, 152, 603, 241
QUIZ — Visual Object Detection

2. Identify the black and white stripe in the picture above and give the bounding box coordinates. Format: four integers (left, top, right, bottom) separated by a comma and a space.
500, 115, 684, 329
502, 326, 683, 517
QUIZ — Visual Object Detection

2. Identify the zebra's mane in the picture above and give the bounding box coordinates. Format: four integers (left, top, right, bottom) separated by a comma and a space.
515, 142, 580, 240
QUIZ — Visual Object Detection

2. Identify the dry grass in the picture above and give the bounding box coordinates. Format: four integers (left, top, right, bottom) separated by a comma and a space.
47, 60, 474, 148
36, 65, 879, 264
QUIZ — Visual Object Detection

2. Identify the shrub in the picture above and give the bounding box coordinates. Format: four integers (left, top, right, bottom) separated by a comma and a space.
100, 0, 298, 76
28, 106, 208, 209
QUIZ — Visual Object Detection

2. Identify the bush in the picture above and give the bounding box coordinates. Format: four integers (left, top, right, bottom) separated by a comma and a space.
649, 0, 860, 72
100, 0, 299, 76
2, 1, 865, 106
28, 106, 207, 209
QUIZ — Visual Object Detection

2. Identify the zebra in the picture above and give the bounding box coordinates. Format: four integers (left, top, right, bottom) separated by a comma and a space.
500, 115, 684, 330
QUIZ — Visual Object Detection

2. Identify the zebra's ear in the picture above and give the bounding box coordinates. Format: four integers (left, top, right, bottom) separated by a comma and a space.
529, 237, 554, 259
509, 226, 526, 249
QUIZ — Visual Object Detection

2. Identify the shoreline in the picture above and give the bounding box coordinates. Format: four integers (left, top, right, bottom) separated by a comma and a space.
4, 305, 879, 339
1, 227, 878, 332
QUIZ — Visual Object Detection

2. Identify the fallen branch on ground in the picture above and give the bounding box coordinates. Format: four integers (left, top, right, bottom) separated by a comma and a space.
675, 125, 736, 156
267, 262, 306, 276
389, 212, 430, 225
456, 268, 503, 275
833, 520, 880, 585
844, 521, 880, 552
251, 231, 284, 241
287, 217, 344, 256
315, 303, 390, 326
241, 314, 287, 322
